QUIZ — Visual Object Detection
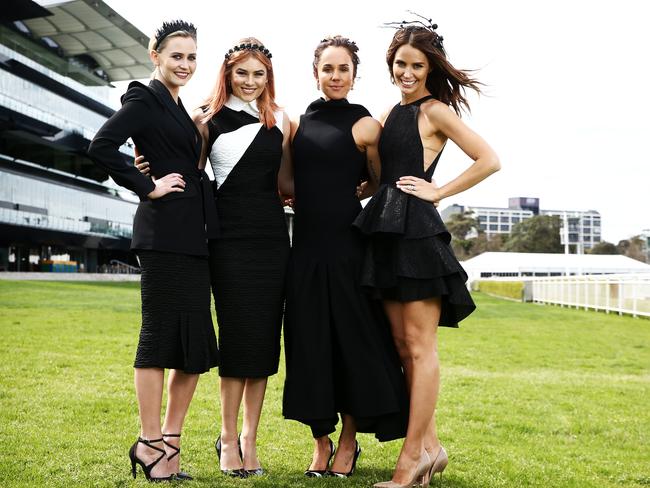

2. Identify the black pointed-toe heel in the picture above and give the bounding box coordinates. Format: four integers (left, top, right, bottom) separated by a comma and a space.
327, 440, 361, 478
304, 438, 335, 477
238, 434, 264, 476
128, 437, 175, 482
162, 433, 193, 481
215, 435, 246, 478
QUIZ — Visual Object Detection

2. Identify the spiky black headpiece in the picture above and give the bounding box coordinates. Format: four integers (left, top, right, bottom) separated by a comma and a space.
225, 43, 272, 60
383, 11, 444, 50
154, 20, 197, 50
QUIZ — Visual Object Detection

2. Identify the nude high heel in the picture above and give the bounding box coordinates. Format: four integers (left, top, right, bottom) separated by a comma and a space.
373, 450, 431, 488
422, 446, 448, 486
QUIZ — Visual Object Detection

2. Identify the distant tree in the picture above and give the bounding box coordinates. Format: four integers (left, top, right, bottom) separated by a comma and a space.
617, 236, 647, 263
446, 211, 479, 258
589, 241, 618, 255
446, 211, 478, 240
472, 233, 505, 256
504, 215, 562, 253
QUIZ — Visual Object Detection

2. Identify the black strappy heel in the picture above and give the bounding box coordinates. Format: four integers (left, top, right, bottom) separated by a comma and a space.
162, 433, 193, 481
128, 437, 175, 482
304, 438, 335, 477
327, 441, 362, 478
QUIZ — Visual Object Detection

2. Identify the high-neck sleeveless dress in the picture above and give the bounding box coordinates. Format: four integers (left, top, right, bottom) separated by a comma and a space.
353, 95, 475, 327
282, 98, 408, 440
206, 96, 290, 377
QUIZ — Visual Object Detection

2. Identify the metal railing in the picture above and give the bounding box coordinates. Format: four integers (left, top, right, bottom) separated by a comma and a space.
530, 274, 650, 318
104, 260, 140, 275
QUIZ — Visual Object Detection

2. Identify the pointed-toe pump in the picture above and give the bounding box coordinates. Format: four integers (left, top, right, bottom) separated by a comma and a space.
238, 433, 264, 476
327, 441, 361, 478
215, 435, 246, 478
422, 446, 448, 486
373, 450, 431, 488
304, 438, 335, 477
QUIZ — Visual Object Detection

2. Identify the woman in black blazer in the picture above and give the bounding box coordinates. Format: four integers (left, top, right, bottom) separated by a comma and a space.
87, 20, 218, 482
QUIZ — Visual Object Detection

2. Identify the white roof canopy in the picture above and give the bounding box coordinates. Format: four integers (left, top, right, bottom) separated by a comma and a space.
462, 252, 650, 276
27, 0, 150, 82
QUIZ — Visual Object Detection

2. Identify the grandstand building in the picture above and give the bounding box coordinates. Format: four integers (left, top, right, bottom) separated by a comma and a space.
0, 0, 150, 272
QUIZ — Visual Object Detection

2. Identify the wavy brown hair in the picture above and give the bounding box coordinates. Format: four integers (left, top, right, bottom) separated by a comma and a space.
386, 27, 481, 115
202, 37, 279, 129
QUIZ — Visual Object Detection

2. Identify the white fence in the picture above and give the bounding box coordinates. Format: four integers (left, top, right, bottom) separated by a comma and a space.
529, 274, 650, 318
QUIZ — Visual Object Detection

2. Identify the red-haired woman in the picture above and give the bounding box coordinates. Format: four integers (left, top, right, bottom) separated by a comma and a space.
136, 37, 291, 478
354, 21, 501, 487
198, 38, 291, 478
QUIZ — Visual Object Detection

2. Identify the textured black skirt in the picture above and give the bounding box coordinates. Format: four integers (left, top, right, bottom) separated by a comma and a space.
135, 250, 219, 374
361, 233, 476, 328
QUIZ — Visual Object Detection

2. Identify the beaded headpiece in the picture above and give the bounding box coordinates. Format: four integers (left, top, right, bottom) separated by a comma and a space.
383, 11, 444, 50
154, 20, 197, 50
225, 43, 272, 60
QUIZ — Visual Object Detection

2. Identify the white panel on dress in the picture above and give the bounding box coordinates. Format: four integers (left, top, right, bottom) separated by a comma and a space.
209, 122, 262, 189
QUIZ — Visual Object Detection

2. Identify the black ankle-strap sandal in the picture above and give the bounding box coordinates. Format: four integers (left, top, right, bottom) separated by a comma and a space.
163, 433, 193, 481
128, 437, 175, 482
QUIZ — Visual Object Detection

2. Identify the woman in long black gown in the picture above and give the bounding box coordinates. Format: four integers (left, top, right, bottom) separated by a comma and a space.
282, 36, 408, 478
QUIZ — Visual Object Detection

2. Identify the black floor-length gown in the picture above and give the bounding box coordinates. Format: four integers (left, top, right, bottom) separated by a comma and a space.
283, 98, 408, 440
353, 95, 476, 327
206, 97, 290, 377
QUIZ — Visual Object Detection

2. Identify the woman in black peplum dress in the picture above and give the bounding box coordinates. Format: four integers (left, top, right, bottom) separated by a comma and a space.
354, 22, 500, 487
283, 36, 408, 479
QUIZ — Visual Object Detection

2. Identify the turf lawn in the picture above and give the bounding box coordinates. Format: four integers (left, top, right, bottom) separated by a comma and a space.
0, 280, 648, 487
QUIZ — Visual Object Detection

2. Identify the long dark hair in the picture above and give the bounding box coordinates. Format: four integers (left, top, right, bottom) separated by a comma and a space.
386, 27, 481, 115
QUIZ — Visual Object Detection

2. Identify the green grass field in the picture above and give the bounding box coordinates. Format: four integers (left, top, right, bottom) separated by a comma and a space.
0, 280, 648, 487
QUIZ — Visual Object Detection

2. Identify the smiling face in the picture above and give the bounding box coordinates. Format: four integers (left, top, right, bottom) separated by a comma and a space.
151, 35, 197, 93
392, 44, 431, 101
229, 55, 268, 102
315, 46, 354, 101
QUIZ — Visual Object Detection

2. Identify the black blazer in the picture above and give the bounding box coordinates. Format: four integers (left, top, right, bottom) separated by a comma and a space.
88, 79, 219, 256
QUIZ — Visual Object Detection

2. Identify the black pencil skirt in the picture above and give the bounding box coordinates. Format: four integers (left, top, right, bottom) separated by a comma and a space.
134, 250, 219, 374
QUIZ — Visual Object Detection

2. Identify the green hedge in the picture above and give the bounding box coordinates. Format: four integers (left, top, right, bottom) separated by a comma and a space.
475, 280, 524, 300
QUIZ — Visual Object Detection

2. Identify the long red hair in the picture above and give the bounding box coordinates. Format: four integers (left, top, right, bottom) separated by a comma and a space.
202, 37, 279, 129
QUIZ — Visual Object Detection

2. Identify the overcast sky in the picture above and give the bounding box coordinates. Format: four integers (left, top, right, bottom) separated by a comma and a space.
99, 0, 649, 243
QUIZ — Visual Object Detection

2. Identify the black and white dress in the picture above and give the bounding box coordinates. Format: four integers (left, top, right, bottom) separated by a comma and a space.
206, 96, 290, 378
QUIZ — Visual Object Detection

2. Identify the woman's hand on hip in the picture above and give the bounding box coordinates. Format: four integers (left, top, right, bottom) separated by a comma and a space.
134, 155, 150, 175
396, 176, 441, 207
147, 173, 185, 199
